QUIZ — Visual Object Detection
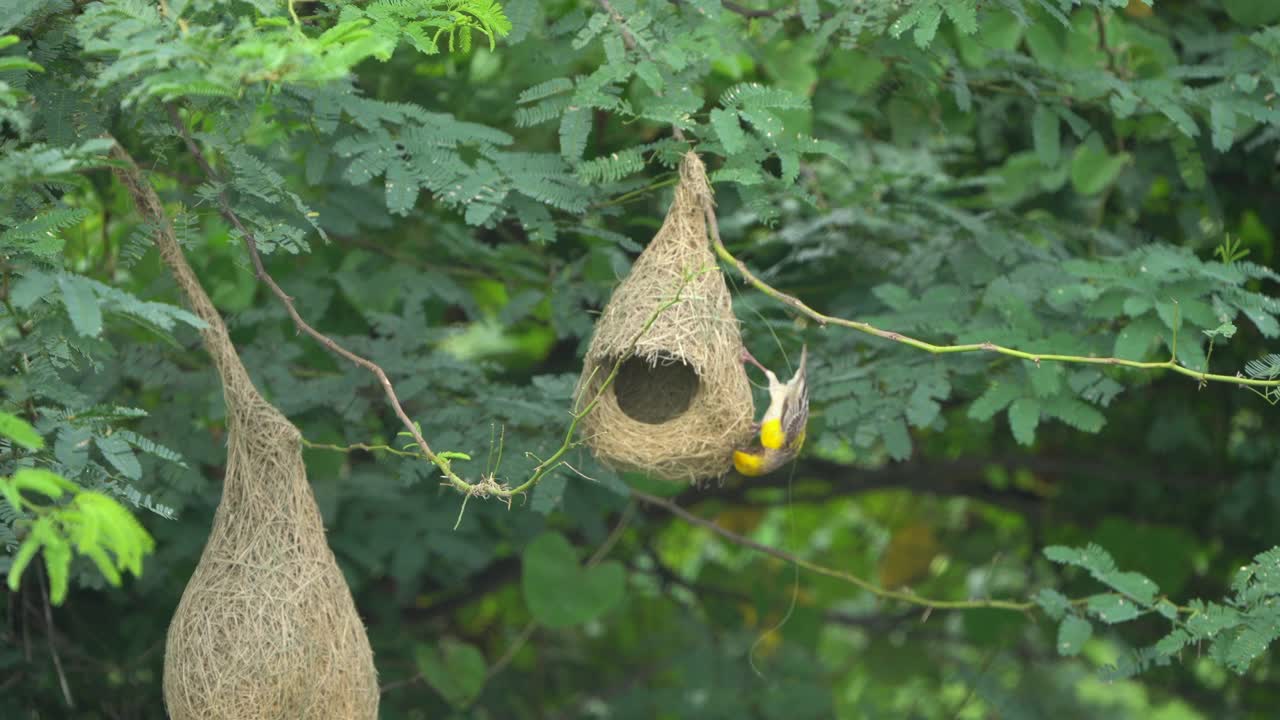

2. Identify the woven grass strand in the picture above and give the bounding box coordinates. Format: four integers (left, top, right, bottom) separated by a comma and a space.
576, 152, 755, 482
109, 144, 379, 719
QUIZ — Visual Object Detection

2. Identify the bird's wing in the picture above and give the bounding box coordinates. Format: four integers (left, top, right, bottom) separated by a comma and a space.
782, 389, 808, 446
780, 346, 809, 447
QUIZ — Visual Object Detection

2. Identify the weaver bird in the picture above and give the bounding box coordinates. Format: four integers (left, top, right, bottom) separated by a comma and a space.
732, 345, 809, 477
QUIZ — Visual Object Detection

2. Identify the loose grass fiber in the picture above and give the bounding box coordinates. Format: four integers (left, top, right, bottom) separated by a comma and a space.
111, 147, 378, 719
576, 152, 755, 482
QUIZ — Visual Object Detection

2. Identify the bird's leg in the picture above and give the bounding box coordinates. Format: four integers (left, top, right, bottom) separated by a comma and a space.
740, 347, 768, 374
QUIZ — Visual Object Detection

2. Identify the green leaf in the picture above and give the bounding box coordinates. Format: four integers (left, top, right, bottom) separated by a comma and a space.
1156, 600, 1180, 621
1223, 0, 1280, 25
1087, 594, 1142, 624
1035, 588, 1071, 620
1057, 615, 1092, 656
83, 545, 122, 587
941, 0, 977, 35
57, 273, 103, 337
905, 382, 945, 428
880, 417, 912, 460
1042, 396, 1105, 434
7, 529, 42, 593
384, 161, 417, 216
968, 380, 1020, 421
10, 270, 55, 309
559, 107, 591, 162
75, 491, 154, 577
42, 531, 71, 604
55, 427, 91, 474
518, 78, 573, 104
954, 9, 1022, 67
1032, 105, 1060, 167
1028, 362, 1063, 398
635, 61, 663, 93
416, 638, 488, 708
0, 475, 23, 512
710, 108, 746, 154
1224, 624, 1277, 673
1205, 321, 1238, 340
1007, 397, 1040, 446
531, 474, 566, 514
12, 468, 74, 499
95, 434, 142, 480
1156, 628, 1192, 657
740, 108, 783, 144
1102, 571, 1159, 605
1114, 317, 1161, 361
1070, 139, 1129, 196
522, 532, 625, 628
0, 412, 43, 450
0, 57, 42, 73
1123, 295, 1153, 317
904, 5, 944, 48
1172, 134, 1206, 190
1044, 545, 1083, 565
1209, 99, 1237, 152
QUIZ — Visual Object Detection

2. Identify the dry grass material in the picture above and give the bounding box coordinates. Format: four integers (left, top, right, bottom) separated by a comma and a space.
111, 146, 378, 719
576, 152, 755, 482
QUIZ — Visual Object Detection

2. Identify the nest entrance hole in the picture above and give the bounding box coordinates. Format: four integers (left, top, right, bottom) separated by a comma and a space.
611, 355, 701, 424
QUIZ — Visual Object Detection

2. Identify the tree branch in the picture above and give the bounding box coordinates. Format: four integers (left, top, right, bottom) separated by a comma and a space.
164, 105, 682, 502
720, 1, 784, 19
689, 457, 1046, 514
700, 200, 1280, 391
667, 0, 827, 21
166, 104, 479, 495
597, 0, 687, 142
629, 488, 1036, 612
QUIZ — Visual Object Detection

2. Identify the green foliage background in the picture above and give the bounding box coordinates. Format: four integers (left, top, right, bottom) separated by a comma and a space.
4, 0, 1280, 717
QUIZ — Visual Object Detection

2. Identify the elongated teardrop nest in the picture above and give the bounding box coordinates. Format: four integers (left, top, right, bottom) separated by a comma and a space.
575, 152, 755, 482
162, 385, 379, 719
110, 146, 378, 720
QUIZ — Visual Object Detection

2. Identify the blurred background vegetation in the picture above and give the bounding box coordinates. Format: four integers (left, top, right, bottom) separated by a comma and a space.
4, 0, 1280, 717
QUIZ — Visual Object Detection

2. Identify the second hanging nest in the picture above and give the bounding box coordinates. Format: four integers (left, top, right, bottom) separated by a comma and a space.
111, 146, 379, 720
576, 152, 755, 482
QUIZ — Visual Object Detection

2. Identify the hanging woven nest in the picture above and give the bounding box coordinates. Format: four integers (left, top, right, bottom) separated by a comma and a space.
111, 147, 379, 720
575, 152, 755, 482
161, 385, 380, 720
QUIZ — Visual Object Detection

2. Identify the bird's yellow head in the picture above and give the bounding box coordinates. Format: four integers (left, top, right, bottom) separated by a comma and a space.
733, 449, 768, 477
759, 418, 785, 450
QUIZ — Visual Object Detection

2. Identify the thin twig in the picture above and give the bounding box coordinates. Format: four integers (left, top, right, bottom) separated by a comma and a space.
629, 488, 1035, 612
486, 503, 634, 682
597, 0, 686, 142
300, 438, 427, 459
384, 504, 636, 695
482, 621, 537, 683
667, 0, 828, 21
701, 202, 1280, 391
720, 1, 784, 19
166, 105, 685, 502
164, 105, 471, 487
505, 283, 692, 497
39, 567, 74, 709
632, 488, 1193, 616
598, 0, 639, 50
1094, 8, 1120, 76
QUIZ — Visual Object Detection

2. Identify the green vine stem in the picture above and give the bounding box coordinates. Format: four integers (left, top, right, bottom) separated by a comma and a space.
303, 274, 692, 502
702, 204, 1280, 391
